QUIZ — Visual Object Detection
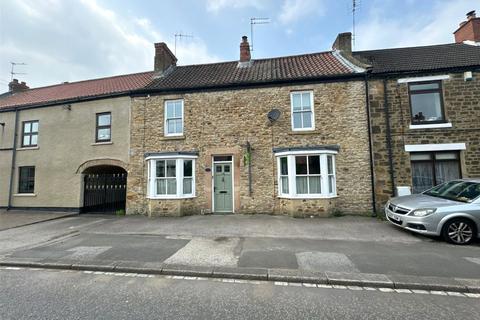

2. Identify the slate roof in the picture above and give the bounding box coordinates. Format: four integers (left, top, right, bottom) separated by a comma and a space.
0, 71, 154, 110
145, 51, 357, 91
353, 43, 480, 74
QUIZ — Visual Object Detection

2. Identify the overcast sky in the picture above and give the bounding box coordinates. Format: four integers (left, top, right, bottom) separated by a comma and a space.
0, 0, 478, 90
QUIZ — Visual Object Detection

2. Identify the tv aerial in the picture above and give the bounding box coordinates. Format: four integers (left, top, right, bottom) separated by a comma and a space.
250, 17, 270, 52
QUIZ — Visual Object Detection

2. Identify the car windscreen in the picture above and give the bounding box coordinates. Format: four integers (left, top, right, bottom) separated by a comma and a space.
424, 181, 480, 203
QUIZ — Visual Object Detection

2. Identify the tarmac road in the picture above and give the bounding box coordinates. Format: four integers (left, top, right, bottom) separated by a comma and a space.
0, 267, 479, 320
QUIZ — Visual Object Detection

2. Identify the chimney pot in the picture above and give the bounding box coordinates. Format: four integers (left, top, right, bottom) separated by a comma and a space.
153, 42, 177, 75
454, 11, 480, 43
239, 36, 251, 63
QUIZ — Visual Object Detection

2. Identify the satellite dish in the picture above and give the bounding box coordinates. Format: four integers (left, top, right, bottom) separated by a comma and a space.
267, 109, 281, 123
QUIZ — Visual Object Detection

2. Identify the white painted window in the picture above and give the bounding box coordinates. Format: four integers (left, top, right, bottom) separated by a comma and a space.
291, 91, 314, 131
146, 155, 196, 199
276, 151, 336, 199
164, 99, 184, 136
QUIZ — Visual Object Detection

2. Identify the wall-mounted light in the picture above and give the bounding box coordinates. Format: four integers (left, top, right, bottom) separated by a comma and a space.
62, 104, 72, 111
0, 122, 5, 127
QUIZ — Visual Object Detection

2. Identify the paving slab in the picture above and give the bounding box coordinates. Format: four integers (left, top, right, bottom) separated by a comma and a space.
163, 237, 240, 267
297, 252, 359, 273
326, 271, 394, 288
0, 210, 76, 231
389, 274, 467, 292
238, 250, 298, 269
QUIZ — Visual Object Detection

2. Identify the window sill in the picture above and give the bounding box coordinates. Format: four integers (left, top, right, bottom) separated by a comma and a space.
17, 146, 39, 151
91, 141, 113, 146
13, 193, 37, 197
161, 135, 185, 141
288, 130, 317, 135
409, 123, 452, 130
278, 195, 338, 200
147, 195, 196, 200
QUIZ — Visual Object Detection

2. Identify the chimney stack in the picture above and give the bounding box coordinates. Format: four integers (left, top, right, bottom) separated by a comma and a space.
154, 42, 177, 75
332, 32, 352, 53
239, 36, 251, 63
8, 79, 29, 93
454, 10, 480, 43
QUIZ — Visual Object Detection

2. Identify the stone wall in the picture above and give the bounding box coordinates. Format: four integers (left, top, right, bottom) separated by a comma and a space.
369, 71, 480, 210
127, 80, 373, 217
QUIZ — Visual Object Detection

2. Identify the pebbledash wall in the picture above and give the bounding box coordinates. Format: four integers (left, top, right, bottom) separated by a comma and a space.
369, 71, 480, 210
126, 80, 374, 217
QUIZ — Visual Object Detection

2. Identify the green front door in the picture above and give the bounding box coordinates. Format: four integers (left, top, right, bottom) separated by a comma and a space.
214, 163, 233, 213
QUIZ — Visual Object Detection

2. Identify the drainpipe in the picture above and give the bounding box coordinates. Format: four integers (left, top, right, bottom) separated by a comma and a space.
7, 108, 19, 210
246, 141, 252, 197
364, 73, 377, 216
383, 79, 396, 197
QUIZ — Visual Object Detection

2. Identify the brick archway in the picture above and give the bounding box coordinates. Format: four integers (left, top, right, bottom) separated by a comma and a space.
76, 158, 127, 174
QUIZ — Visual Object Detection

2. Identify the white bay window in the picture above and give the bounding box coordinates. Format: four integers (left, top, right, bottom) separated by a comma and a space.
276, 150, 337, 198
146, 154, 196, 199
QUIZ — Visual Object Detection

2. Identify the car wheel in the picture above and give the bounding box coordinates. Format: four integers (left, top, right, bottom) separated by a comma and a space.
442, 218, 476, 245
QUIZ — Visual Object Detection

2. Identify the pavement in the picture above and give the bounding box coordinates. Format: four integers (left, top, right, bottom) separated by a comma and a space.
0, 209, 77, 231
0, 214, 480, 293
1, 267, 479, 320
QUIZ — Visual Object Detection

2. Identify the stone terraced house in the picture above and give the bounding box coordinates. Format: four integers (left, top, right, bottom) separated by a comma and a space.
354, 10, 480, 211
126, 36, 374, 217
1, 11, 479, 217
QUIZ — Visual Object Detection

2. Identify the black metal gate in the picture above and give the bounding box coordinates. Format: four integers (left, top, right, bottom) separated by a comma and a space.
82, 173, 127, 213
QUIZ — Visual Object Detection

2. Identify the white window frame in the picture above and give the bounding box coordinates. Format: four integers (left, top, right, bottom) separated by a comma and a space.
146, 155, 196, 199
276, 150, 337, 199
290, 91, 315, 131
164, 99, 184, 137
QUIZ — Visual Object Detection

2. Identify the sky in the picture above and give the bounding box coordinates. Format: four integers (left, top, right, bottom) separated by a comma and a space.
0, 0, 478, 90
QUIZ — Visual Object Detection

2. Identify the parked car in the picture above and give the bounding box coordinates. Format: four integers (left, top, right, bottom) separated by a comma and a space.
385, 179, 480, 245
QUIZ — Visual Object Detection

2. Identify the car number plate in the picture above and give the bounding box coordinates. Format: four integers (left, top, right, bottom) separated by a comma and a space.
388, 212, 401, 222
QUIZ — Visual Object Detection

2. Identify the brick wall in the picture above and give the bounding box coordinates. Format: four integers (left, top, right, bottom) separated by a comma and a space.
127, 80, 373, 217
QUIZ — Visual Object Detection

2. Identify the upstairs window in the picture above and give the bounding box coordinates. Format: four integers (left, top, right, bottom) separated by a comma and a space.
19, 166, 35, 194
165, 100, 184, 136
22, 120, 38, 147
409, 81, 445, 124
96, 112, 111, 142
291, 91, 314, 131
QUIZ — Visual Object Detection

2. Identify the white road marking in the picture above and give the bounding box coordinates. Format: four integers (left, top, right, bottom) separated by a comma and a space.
464, 257, 480, 265
1, 267, 479, 299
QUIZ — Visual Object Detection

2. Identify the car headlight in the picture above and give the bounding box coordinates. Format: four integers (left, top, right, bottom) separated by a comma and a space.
411, 208, 436, 217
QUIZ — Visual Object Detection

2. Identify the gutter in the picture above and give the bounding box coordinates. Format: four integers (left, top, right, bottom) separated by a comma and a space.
383, 79, 396, 197
0, 91, 130, 113
7, 109, 19, 210
364, 65, 480, 79
364, 72, 377, 216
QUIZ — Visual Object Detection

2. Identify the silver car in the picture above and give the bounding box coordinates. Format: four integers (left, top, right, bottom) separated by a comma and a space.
385, 179, 480, 245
